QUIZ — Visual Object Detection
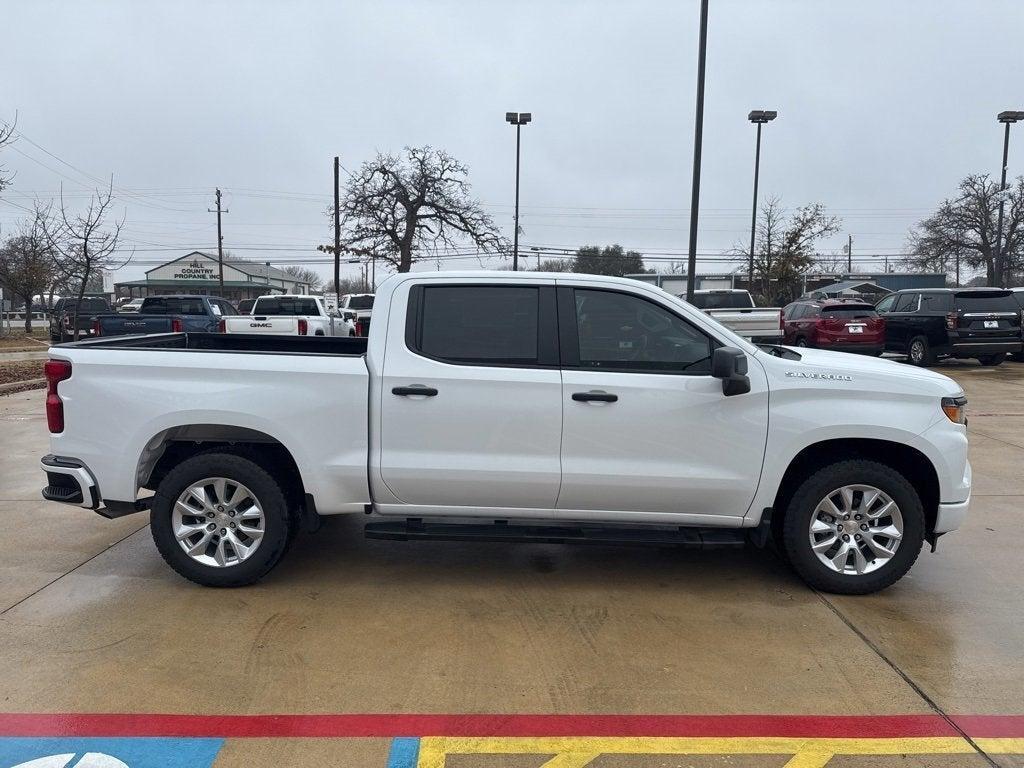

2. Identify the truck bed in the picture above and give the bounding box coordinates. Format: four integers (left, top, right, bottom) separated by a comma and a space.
64, 332, 369, 356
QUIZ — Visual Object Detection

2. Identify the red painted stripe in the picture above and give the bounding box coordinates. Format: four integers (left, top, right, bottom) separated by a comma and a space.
2, 713, 1022, 739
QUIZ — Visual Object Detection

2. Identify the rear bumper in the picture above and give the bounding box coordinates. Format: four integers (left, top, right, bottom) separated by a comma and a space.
40, 454, 99, 509
949, 339, 1022, 356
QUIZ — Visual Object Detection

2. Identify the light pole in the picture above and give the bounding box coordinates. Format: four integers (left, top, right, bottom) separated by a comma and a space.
505, 111, 532, 271
685, 0, 709, 301
747, 110, 777, 293
995, 111, 1024, 287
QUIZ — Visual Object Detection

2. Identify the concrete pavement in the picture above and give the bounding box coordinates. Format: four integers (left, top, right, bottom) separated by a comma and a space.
1, 365, 1023, 767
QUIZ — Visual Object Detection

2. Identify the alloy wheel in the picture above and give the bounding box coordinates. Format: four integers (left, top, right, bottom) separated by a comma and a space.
172, 477, 265, 567
808, 484, 903, 575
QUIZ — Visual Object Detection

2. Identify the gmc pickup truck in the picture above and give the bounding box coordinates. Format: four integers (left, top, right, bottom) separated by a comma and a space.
39, 272, 971, 594
683, 289, 783, 344
92, 295, 236, 337
221, 294, 356, 337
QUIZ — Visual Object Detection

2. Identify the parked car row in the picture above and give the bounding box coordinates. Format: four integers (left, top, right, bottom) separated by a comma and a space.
781, 288, 1024, 367
51, 292, 376, 343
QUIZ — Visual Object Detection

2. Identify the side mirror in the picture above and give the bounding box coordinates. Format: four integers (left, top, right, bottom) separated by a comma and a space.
711, 346, 750, 396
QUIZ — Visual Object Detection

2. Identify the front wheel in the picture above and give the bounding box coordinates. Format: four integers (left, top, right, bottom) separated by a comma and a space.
977, 353, 1005, 367
150, 453, 292, 587
782, 460, 924, 594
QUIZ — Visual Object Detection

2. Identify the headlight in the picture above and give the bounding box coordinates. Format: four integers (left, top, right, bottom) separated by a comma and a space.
941, 395, 967, 425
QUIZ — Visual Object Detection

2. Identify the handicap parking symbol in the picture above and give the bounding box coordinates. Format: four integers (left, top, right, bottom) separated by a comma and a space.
1, 738, 223, 768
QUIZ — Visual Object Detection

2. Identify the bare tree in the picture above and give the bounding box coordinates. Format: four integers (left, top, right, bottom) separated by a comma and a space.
748, 198, 842, 303
331, 147, 506, 272
0, 114, 15, 195
534, 258, 574, 272
905, 173, 1023, 287
41, 181, 128, 339
283, 265, 322, 292
0, 212, 58, 332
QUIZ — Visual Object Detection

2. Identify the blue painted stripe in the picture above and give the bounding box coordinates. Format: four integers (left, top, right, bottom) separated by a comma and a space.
0, 737, 224, 767
386, 736, 420, 768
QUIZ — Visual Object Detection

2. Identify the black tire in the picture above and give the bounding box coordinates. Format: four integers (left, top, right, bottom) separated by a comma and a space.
906, 335, 934, 366
977, 353, 1005, 367
782, 459, 924, 595
795, 337, 809, 348
150, 452, 292, 587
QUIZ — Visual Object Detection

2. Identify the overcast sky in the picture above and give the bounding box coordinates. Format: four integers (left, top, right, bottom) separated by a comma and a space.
2, 0, 1022, 284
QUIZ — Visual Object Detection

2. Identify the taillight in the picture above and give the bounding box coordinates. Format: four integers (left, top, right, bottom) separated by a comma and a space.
44, 359, 72, 434
297, 318, 308, 335
355, 320, 366, 336
171, 318, 183, 333
92, 319, 101, 336
217, 319, 226, 333
945, 312, 957, 330
62, 316, 71, 328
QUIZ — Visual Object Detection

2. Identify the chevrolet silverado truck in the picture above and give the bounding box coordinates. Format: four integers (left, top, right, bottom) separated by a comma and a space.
39, 271, 971, 594
92, 295, 235, 337
221, 294, 356, 337
683, 289, 783, 344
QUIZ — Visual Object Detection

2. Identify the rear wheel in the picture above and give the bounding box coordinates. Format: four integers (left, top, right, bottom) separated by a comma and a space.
782, 460, 924, 594
150, 453, 292, 587
795, 337, 809, 348
977, 353, 1005, 366
906, 336, 934, 366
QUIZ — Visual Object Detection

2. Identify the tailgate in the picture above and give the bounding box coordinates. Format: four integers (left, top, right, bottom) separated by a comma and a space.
224, 316, 301, 334
97, 315, 175, 336
705, 309, 780, 337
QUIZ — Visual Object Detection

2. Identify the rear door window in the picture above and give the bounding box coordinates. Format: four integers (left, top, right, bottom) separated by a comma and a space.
893, 293, 919, 312
412, 285, 540, 365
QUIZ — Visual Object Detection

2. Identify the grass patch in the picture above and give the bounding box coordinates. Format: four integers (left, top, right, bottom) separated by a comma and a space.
0, 360, 45, 386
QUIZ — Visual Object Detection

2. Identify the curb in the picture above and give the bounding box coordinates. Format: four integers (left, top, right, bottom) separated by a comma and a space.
0, 378, 46, 395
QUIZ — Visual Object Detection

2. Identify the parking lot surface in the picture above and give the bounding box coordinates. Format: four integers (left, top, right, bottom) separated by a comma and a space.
1, 362, 1023, 767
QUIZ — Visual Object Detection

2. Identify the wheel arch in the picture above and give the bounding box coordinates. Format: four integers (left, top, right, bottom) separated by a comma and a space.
771, 438, 940, 536
138, 424, 310, 523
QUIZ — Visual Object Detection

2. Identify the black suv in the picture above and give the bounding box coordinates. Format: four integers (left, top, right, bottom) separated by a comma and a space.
875, 288, 1023, 366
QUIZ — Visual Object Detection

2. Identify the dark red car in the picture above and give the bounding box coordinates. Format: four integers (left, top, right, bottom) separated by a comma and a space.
782, 299, 885, 355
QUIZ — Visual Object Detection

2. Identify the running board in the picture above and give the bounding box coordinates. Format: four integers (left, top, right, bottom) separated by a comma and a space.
364, 519, 746, 549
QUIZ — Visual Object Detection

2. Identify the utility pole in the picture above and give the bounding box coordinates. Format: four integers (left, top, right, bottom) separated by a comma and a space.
334, 156, 342, 307
685, 0, 710, 301
847, 234, 852, 272
208, 189, 228, 294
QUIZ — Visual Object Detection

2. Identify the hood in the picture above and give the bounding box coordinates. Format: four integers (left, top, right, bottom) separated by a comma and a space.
758, 346, 962, 396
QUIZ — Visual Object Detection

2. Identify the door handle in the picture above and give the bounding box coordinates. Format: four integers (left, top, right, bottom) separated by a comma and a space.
572, 391, 618, 403
392, 385, 439, 397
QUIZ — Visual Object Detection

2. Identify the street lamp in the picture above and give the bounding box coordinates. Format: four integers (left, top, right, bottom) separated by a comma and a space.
685, 0, 709, 301
505, 111, 532, 271
995, 110, 1024, 287
747, 110, 777, 294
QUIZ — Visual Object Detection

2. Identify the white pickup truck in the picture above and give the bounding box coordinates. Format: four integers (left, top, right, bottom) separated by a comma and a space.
39, 271, 970, 594
684, 289, 783, 344
221, 294, 355, 337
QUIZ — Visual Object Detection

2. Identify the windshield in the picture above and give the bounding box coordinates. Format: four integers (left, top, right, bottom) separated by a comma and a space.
255, 297, 320, 315
688, 292, 753, 310
347, 295, 374, 310
820, 305, 877, 319
955, 292, 1019, 313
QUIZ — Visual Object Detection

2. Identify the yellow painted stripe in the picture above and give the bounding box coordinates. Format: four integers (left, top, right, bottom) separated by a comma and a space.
416, 735, 1024, 765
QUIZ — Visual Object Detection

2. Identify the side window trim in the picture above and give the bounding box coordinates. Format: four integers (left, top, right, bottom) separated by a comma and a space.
556, 285, 717, 376
404, 283, 559, 369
